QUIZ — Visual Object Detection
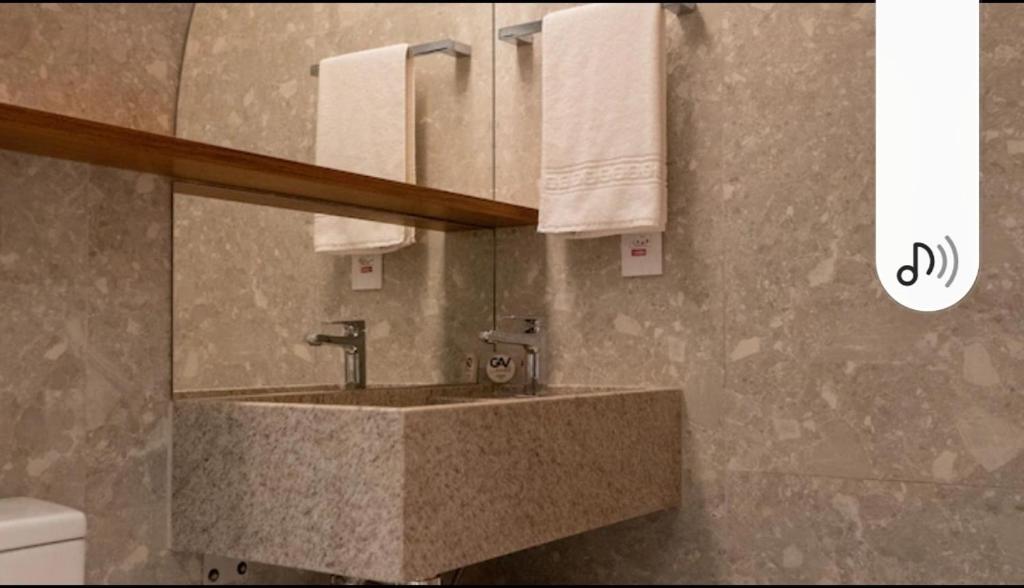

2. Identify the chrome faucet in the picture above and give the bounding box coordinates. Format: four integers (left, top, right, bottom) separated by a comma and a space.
306, 320, 366, 389
480, 317, 542, 395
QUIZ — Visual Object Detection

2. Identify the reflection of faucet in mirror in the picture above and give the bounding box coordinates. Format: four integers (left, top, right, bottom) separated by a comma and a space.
306, 320, 366, 390
480, 317, 543, 395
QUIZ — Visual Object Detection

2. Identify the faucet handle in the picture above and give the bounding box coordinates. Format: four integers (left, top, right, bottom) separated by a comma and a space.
498, 315, 541, 333
322, 319, 365, 336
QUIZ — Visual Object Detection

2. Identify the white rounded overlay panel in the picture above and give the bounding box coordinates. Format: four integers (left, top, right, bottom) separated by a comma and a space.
876, 0, 979, 312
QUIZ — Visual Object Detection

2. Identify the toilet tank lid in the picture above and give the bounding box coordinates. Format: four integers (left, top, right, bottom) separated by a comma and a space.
0, 497, 86, 552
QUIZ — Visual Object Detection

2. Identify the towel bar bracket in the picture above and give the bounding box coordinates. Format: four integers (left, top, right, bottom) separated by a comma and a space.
408, 39, 472, 59
498, 21, 543, 46
499, 3, 697, 46
310, 39, 470, 77
664, 3, 698, 15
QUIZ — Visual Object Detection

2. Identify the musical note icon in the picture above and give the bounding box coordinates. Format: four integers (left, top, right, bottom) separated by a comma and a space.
896, 236, 959, 288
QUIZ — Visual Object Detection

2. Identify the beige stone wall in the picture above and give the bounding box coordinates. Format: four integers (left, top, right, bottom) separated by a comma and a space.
466, 3, 1024, 584
0, 4, 331, 584
0, 4, 198, 583
173, 3, 495, 392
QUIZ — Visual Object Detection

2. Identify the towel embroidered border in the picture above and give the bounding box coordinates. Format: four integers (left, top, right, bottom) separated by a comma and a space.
542, 154, 665, 194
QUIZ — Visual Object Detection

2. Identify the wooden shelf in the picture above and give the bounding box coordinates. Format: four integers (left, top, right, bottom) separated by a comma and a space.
0, 102, 538, 231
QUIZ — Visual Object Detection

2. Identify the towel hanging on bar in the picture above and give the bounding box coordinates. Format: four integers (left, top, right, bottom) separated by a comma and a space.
537, 3, 668, 238
312, 44, 417, 255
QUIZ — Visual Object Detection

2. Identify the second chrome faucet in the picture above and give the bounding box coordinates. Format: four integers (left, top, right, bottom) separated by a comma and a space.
306, 320, 366, 389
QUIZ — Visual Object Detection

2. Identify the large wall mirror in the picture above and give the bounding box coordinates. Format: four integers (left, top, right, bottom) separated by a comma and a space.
172, 4, 497, 394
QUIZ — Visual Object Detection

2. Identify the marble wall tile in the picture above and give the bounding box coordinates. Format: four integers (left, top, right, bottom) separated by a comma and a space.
0, 4, 92, 118
468, 471, 1024, 584
173, 10, 330, 392
0, 3, 200, 585
0, 152, 89, 512
83, 168, 180, 583
176, 29, 319, 161
185, 3, 329, 47
172, 196, 335, 390
716, 474, 1024, 584
0, 3, 191, 134
86, 3, 193, 134
716, 3, 888, 480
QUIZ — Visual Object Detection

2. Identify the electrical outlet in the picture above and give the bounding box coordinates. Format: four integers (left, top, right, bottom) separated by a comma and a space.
351, 254, 383, 290
621, 232, 663, 277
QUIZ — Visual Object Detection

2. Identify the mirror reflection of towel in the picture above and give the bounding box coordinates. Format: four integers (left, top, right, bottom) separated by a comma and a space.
313, 44, 416, 255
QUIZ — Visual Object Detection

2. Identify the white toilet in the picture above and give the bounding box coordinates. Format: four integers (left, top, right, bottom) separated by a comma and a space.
0, 497, 86, 585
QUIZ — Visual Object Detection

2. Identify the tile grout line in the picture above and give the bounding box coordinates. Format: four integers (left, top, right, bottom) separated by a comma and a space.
725, 466, 1024, 495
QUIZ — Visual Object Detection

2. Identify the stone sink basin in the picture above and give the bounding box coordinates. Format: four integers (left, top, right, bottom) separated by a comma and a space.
171, 384, 681, 583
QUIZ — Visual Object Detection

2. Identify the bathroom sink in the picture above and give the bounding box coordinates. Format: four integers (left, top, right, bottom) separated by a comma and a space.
171, 384, 680, 583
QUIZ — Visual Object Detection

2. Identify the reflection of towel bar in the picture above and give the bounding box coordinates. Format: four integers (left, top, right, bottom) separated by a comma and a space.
310, 39, 471, 77
498, 3, 697, 45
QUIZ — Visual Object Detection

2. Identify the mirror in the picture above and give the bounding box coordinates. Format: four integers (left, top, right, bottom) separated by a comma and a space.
172, 4, 496, 394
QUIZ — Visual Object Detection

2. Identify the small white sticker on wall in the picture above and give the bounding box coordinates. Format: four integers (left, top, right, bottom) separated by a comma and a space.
351, 254, 383, 290
621, 233, 663, 277
485, 353, 516, 384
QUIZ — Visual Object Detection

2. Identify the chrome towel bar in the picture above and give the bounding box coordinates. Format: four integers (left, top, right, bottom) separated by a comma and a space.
498, 3, 697, 45
310, 39, 471, 77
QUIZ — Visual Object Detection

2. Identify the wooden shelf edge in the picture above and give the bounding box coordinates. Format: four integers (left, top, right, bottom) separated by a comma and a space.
0, 102, 539, 231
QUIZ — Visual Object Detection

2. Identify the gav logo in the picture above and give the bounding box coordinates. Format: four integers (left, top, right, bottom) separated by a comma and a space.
896, 236, 958, 288
488, 356, 513, 369
485, 353, 516, 384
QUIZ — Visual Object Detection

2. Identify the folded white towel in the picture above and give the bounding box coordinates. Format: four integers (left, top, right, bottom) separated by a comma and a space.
314, 44, 416, 255
538, 3, 667, 238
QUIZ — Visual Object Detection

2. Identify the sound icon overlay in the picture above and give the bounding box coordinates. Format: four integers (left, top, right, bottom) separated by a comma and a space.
895, 237, 959, 289
876, 0, 979, 312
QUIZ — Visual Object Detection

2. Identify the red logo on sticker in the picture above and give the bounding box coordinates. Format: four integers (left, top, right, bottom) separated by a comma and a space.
631, 249, 647, 257
361, 266, 373, 273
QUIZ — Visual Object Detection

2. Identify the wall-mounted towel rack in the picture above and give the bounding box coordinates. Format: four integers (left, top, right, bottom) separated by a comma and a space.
498, 3, 697, 45
310, 39, 471, 76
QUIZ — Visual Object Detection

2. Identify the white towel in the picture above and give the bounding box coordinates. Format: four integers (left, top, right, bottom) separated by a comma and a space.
314, 44, 416, 255
538, 3, 667, 238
